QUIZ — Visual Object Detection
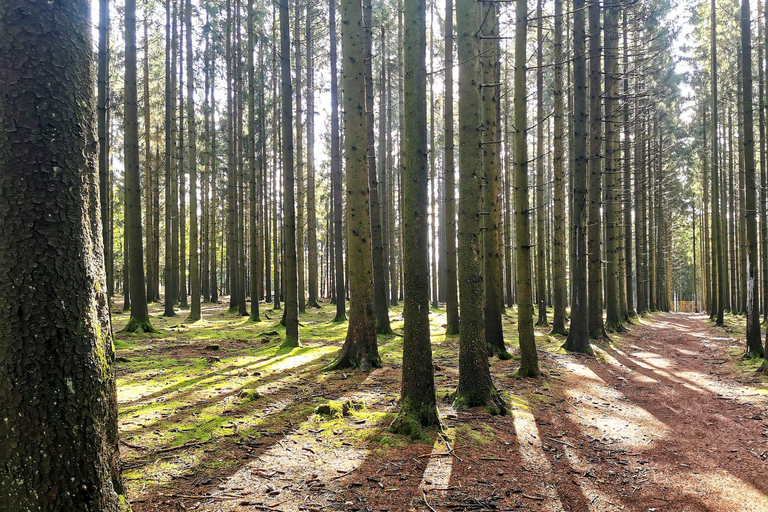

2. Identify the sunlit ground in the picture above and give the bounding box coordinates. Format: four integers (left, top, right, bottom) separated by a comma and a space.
112, 299, 768, 511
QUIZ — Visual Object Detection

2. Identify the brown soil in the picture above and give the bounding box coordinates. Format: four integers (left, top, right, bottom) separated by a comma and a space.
124, 312, 768, 512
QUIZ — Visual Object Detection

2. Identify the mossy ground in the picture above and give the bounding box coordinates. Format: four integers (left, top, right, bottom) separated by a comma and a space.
111, 297, 544, 510
112, 301, 768, 512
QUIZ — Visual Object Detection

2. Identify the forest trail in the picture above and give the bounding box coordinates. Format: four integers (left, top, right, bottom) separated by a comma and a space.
118, 307, 768, 512
534, 313, 768, 512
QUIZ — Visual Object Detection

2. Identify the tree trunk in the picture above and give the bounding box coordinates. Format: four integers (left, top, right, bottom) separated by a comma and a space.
186, 0, 201, 322
280, 0, 300, 344
144, 0, 155, 304
248, 0, 261, 323
390, 0, 440, 435
711, 0, 725, 325
124, 0, 156, 333
307, 3, 319, 308
330, 0, 346, 322
444, 0, 459, 334
165, 0, 178, 316
328, 0, 382, 370
482, 0, 508, 357
740, 0, 764, 356
534, 0, 548, 327
98, 0, 111, 300
0, 2, 129, 505
295, 0, 306, 314
454, 0, 507, 409
563, 0, 592, 354
551, 0, 567, 335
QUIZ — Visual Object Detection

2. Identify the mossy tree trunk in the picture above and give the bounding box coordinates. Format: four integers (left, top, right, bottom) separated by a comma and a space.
562, 0, 592, 354
390, 0, 440, 435
454, 0, 506, 410
0, 1, 130, 509
328, 0, 382, 370
513, 0, 540, 377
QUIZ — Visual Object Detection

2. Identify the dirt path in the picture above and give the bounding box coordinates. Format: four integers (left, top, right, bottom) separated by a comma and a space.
534, 313, 768, 512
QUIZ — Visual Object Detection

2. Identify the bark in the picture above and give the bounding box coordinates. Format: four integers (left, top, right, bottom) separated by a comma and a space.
740, 0, 764, 356
280, 0, 300, 344
178, 9, 187, 309
330, 0, 346, 322
444, 0, 459, 334
0, 2, 129, 508
535, 0, 548, 327
587, 0, 604, 339
390, 0, 440, 435
454, 0, 507, 409
551, 0, 567, 335
143, 0, 155, 304
307, 3, 319, 308
186, 0, 201, 322
622, 11, 635, 318
98, 0, 111, 299
210, 48, 219, 304
562, 0, 592, 354
604, 0, 622, 331
248, 0, 261, 323
364, 0, 392, 334
295, 0, 306, 314
328, 0, 381, 370
711, 0, 725, 325
124, 0, 156, 333
513, 0, 539, 377
165, 0, 178, 316
482, 0, 508, 357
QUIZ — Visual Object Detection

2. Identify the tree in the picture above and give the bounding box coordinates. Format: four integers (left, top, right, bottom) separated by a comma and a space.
739, 0, 763, 356
280, 0, 300, 346
454, 0, 506, 411
482, 0, 509, 358
390, 0, 440, 436
587, 0, 604, 339
711, 0, 725, 326
562, 0, 592, 354
327, 0, 382, 370
124, 0, 156, 333
164, 0, 178, 317
444, 0, 459, 335
534, 0, 548, 327
513, 0, 540, 378
551, 0, 567, 336
98, 0, 111, 299
187, 0, 201, 322
330, 0, 347, 323
0, 1, 129, 508
248, 0, 262, 323
306, 2, 320, 308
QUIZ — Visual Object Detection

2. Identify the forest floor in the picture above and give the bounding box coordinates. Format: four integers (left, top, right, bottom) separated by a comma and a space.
112, 299, 768, 512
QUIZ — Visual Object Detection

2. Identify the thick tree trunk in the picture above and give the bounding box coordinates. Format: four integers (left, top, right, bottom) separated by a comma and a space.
454, 0, 507, 409
711, 0, 725, 325
295, 0, 306, 314
144, 1, 155, 304
165, 0, 178, 316
248, 0, 261, 323
534, 0, 548, 327
390, 0, 440, 435
328, 0, 382, 370
0, 3, 129, 508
